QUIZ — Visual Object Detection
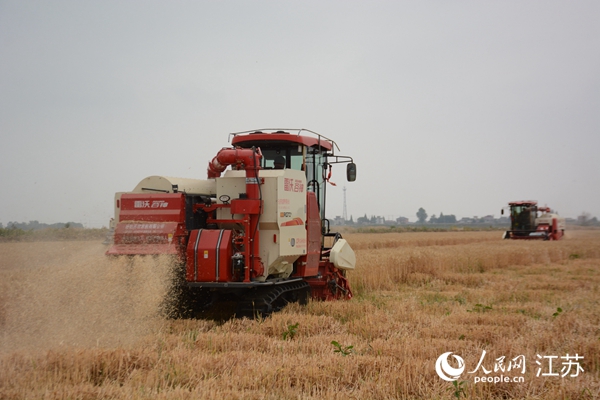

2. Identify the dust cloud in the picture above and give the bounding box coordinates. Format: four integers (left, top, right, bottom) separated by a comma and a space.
0, 242, 175, 354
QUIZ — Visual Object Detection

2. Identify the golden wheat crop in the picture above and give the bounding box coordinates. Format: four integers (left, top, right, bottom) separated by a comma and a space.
1, 230, 599, 399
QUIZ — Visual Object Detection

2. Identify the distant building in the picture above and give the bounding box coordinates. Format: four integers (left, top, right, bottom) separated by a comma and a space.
497, 216, 510, 224
481, 215, 495, 223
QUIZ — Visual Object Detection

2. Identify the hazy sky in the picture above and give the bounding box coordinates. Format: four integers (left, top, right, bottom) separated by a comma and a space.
1, 1, 599, 227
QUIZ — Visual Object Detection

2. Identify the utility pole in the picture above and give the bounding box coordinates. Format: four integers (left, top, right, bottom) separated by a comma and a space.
342, 186, 348, 222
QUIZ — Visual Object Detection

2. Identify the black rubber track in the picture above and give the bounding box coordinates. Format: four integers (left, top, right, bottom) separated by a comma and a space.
236, 280, 311, 319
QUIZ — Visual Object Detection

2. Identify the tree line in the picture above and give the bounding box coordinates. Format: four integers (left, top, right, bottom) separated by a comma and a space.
416, 208, 457, 224
1, 220, 84, 230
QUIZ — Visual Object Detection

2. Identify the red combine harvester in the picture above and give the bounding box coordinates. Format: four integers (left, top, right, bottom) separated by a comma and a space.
502, 201, 565, 240
106, 129, 357, 318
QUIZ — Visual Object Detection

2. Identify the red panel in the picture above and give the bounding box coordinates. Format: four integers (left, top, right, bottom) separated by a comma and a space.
186, 230, 233, 282
230, 199, 262, 214
106, 193, 190, 258
294, 192, 320, 277
119, 193, 185, 222
551, 218, 564, 240
107, 221, 184, 256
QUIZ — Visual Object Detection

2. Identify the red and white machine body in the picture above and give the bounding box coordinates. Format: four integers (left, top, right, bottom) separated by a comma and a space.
106, 130, 357, 316
502, 200, 565, 240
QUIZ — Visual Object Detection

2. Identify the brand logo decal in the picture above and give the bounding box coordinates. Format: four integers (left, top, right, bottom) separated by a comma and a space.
134, 200, 169, 208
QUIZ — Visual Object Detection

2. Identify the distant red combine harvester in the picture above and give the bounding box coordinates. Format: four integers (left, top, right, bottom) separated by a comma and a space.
502, 200, 565, 240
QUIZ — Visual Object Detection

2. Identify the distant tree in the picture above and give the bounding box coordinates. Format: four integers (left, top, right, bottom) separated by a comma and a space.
429, 214, 437, 223
445, 214, 457, 223
416, 208, 428, 224
349, 215, 354, 224
3, 220, 83, 230
435, 213, 457, 224
357, 214, 369, 225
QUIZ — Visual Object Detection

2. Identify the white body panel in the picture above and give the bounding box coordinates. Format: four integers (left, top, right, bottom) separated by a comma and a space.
330, 239, 356, 270
217, 169, 308, 280
536, 213, 566, 231
132, 175, 216, 195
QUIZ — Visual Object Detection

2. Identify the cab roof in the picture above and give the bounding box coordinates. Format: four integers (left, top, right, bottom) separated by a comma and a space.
230, 129, 334, 151
509, 200, 538, 206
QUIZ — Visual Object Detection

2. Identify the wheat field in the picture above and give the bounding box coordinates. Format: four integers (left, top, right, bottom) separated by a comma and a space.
1, 230, 599, 399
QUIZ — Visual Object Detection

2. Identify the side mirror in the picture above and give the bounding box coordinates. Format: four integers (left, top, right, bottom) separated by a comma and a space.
501, 209, 504, 215
346, 163, 357, 182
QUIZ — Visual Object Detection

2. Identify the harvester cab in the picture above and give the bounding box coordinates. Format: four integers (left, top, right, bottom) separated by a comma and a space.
229, 129, 356, 241
106, 129, 357, 318
501, 201, 565, 240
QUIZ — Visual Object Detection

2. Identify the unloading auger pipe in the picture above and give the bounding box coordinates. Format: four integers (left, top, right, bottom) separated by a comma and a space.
207, 147, 263, 178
